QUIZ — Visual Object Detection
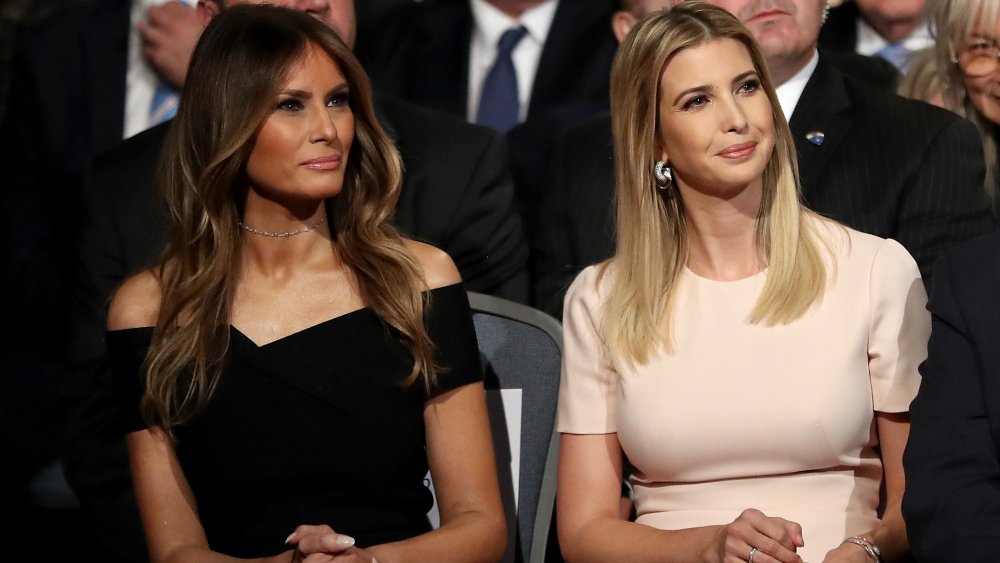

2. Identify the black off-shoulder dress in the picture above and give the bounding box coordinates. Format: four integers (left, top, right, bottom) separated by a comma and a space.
109, 283, 482, 558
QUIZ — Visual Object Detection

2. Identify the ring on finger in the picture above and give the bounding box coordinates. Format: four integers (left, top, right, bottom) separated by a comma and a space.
748, 546, 758, 563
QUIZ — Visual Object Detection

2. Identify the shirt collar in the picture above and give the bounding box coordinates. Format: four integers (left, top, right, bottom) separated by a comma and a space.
855, 16, 933, 56
469, 0, 559, 49
775, 49, 818, 119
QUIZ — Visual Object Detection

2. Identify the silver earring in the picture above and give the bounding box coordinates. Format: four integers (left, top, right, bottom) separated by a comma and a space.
821, 3, 830, 24
654, 160, 672, 189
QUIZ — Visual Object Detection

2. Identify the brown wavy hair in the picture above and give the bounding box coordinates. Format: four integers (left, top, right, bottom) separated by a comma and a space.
143, 4, 434, 433
603, 2, 829, 367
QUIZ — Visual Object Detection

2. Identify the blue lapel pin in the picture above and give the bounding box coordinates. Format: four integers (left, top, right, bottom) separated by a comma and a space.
806, 131, 825, 146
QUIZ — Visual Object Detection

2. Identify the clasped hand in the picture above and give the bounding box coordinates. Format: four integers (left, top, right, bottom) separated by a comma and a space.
716, 508, 804, 563
286, 525, 378, 563
715, 509, 874, 563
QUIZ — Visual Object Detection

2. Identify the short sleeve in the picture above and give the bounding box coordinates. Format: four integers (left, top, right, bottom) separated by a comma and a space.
107, 328, 154, 434
868, 238, 930, 412
556, 266, 619, 434
425, 283, 484, 398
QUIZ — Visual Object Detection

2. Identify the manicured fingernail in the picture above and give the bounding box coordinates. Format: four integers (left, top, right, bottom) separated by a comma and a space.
336, 535, 355, 546
285, 532, 295, 544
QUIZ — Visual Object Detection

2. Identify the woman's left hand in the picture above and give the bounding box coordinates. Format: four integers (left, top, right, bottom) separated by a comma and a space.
820, 542, 873, 563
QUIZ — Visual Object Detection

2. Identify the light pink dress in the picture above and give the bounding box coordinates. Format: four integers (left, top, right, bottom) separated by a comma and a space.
557, 221, 929, 562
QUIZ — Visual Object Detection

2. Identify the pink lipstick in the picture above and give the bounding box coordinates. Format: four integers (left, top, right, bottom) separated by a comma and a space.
718, 142, 758, 160
302, 155, 342, 170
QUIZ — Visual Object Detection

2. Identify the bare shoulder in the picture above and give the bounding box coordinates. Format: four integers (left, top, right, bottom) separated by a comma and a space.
402, 239, 461, 290
107, 270, 162, 330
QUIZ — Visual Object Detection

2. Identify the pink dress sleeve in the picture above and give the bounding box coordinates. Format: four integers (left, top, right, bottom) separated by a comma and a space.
556, 267, 619, 434
868, 238, 930, 413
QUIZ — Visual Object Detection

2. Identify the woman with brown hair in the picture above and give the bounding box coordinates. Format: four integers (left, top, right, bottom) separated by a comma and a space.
107, 5, 505, 562
556, 4, 927, 562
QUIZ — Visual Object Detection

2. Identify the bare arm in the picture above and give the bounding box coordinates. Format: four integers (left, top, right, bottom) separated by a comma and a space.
111, 274, 294, 563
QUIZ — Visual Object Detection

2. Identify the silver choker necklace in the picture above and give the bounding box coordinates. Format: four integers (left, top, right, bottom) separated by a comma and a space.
238, 216, 327, 238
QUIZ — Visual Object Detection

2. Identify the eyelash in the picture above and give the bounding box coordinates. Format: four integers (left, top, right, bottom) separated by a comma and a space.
276, 92, 350, 112
682, 95, 708, 110
681, 79, 760, 111
969, 39, 998, 51
328, 92, 350, 107
277, 98, 305, 111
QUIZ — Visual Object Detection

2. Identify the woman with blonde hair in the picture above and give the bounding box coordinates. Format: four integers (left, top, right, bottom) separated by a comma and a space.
107, 4, 505, 562
556, 3, 927, 562
901, 0, 1000, 209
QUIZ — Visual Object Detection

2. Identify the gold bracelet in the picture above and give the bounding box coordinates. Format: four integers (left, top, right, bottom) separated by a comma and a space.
842, 535, 881, 562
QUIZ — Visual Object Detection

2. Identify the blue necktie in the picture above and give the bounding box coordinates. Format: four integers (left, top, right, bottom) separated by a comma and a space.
874, 42, 911, 71
149, 81, 179, 127
476, 26, 528, 133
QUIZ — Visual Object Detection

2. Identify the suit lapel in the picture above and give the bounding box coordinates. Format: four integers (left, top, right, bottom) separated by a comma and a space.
788, 55, 855, 201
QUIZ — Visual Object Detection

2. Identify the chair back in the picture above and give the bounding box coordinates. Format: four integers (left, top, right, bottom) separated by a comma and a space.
469, 292, 562, 563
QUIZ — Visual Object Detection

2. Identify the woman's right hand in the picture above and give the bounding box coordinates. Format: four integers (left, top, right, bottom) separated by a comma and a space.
713, 508, 804, 563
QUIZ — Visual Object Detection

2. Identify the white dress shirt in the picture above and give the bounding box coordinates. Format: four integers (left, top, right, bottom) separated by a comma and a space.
775, 49, 819, 120
854, 16, 932, 58
466, 0, 558, 123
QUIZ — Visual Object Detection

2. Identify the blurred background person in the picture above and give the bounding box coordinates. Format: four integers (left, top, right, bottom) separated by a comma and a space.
532, 0, 994, 318
900, 0, 999, 216
109, 5, 505, 561
819, 0, 932, 71
355, 0, 619, 222
556, 5, 925, 562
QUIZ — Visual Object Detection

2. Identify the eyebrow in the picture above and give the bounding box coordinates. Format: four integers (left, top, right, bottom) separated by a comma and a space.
671, 70, 759, 106
278, 82, 350, 98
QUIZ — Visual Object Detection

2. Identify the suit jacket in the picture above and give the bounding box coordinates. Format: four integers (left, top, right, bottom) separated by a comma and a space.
532, 54, 996, 318
903, 231, 1000, 561
355, 0, 618, 222
62, 94, 527, 562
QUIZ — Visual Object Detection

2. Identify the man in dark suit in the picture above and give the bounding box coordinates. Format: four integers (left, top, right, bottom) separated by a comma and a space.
532, 0, 995, 318
903, 231, 1000, 561
355, 0, 618, 218
61, 1, 528, 560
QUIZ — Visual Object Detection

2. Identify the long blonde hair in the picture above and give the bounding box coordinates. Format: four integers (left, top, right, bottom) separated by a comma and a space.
924, 0, 1000, 193
603, 2, 828, 367
144, 5, 435, 433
